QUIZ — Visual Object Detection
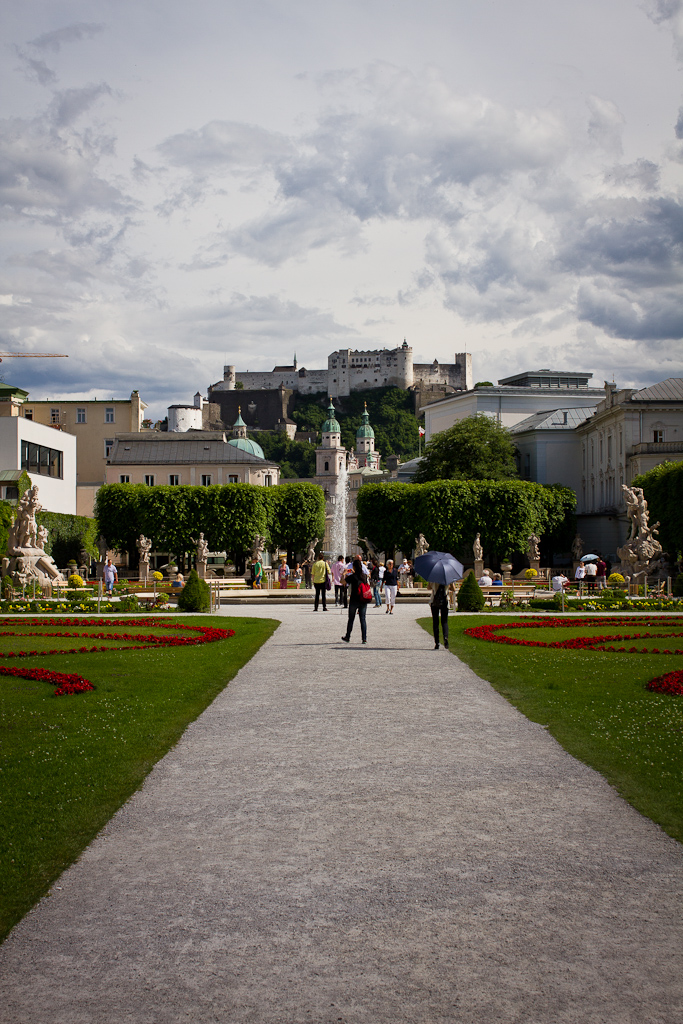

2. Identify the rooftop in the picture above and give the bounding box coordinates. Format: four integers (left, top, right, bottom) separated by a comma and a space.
509, 408, 594, 433
108, 434, 277, 466
630, 378, 683, 402
497, 369, 593, 388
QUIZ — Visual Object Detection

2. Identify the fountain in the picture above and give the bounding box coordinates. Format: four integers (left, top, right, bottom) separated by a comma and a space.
330, 461, 349, 558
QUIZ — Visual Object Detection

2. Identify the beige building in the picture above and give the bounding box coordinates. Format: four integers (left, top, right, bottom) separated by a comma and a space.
19, 392, 147, 516
105, 428, 280, 487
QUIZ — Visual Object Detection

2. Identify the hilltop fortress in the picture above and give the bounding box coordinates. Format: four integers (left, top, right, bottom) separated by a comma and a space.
212, 341, 472, 398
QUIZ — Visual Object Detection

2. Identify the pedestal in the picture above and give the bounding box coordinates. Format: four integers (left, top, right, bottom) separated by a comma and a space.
474, 559, 484, 579
197, 561, 207, 580
139, 561, 149, 583
500, 562, 513, 583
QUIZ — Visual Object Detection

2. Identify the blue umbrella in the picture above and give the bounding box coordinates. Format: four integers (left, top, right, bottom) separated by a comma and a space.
413, 551, 464, 585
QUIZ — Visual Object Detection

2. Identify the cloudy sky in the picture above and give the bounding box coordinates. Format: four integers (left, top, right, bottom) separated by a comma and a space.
1, 0, 682, 419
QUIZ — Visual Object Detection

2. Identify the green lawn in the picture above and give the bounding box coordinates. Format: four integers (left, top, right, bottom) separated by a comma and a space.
0, 615, 278, 943
421, 614, 683, 844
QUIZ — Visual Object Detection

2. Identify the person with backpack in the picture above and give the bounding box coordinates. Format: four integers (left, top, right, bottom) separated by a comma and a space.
341, 555, 371, 644
430, 581, 449, 650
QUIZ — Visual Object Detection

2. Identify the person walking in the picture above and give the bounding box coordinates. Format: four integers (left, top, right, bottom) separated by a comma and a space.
430, 581, 449, 649
341, 555, 369, 644
312, 552, 330, 611
383, 559, 398, 614
331, 555, 346, 606
370, 559, 382, 607
104, 558, 118, 596
294, 563, 302, 589
278, 558, 290, 590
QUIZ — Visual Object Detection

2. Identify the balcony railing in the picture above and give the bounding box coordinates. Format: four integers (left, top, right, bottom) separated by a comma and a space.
630, 441, 683, 455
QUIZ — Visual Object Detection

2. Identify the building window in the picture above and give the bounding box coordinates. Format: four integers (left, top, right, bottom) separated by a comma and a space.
77, 408, 86, 423
24, 409, 33, 420
619, 431, 623, 455
20, 441, 63, 478
523, 453, 530, 480
50, 408, 60, 424
324, 461, 329, 471
104, 439, 114, 458
169, 474, 180, 485
264, 475, 272, 486
105, 407, 115, 423
144, 474, 155, 486
228, 474, 238, 484
201, 474, 212, 486
119, 475, 130, 483
607, 435, 612, 460
653, 429, 664, 443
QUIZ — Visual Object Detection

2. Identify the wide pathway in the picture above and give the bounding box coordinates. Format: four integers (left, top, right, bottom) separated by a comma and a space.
1, 604, 683, 1023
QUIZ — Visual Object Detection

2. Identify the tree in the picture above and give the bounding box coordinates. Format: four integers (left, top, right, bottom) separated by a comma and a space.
414, 415, 518, 483
177, 569, 210, 611
264, 483, 326, 564
356, 479, 576, 561
456, 572, 485, 611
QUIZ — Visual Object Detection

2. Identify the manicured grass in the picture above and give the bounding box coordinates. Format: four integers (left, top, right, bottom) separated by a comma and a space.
0, 615, 278, 943
420, 614, 683, 844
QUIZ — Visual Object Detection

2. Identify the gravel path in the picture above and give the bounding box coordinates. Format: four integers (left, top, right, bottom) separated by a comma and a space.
1, 604, 682, 1023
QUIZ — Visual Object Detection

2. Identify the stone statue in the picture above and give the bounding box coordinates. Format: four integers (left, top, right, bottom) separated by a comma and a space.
251, 534, 266, 563
137, 534, 152, 581
4, 485, 64, 586
306, 537, 319, 563
415, 533, 430, 557
527, 533, 541, 561
193, 532, 209, 579
473, 533, 483, 561
360, 536, 380, 559
571, 534, 584, 561
617, 484, 662, 578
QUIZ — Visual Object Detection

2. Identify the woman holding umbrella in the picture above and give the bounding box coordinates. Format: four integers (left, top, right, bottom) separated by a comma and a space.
413, 551, 464, 650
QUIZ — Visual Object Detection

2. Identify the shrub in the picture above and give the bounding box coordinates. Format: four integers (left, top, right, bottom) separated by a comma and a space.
177, 569, 210, 612
524, 568, 538, 579
119, 594, 141, 612
608, 572, 625, 585
68, 574, 85, 588
456, 572, 485, 612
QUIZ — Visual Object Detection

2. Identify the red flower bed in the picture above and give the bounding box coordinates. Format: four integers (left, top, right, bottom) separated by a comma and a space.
464, 616, 683, 697
464, 616, 683, 654
647, 671, 683, 696
0, 617, 235, 696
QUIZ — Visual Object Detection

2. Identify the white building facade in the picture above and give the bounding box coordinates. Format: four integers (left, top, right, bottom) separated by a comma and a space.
0, 416, 77, 514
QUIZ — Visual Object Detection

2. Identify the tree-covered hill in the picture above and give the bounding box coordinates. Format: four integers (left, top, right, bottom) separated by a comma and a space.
292, 387, 422, 461
247, 387, 422, 478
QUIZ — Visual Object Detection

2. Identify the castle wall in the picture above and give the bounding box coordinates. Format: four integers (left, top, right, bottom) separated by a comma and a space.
210, 347, 471, 398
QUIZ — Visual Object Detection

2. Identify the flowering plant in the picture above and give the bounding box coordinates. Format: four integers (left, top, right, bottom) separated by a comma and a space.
0, 617, 235, 695
68, 574, 85, 588
524, 568, 538, 579
647, 671, 683, 696
152, 571, 164, 581
608, 573, 625, 585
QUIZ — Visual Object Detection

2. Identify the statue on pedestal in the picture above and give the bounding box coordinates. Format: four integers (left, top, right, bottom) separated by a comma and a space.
193, 532, 209, 579
527, 533, 541, 561
136, 534, 152, 581
617, 484, 662, 580
473, 533, 483, 561
4, 485, 64, 586
414, 533, 430, 557
571, 534, 584, 562
251, 534, 266, 564
306, 537, 319, 563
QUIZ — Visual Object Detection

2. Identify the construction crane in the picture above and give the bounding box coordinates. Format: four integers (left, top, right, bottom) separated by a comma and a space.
0, 353, 68, 362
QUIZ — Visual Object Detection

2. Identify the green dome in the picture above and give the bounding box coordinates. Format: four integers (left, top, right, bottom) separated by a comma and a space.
322, 399, 340, 433
356, 403, 374, 439
228, 437, 265, 459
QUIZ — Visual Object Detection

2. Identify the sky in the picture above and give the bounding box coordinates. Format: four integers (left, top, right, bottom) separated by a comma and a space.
1, 0, 682, 421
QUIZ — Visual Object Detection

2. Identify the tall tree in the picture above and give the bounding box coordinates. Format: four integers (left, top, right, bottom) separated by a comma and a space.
265, 483, 326, 564
414, 415, 518, 483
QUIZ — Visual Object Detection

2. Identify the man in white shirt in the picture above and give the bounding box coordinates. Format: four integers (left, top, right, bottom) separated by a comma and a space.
478, 571, 493, 587
584, 561, 597, 588
552, 573, 568, 592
